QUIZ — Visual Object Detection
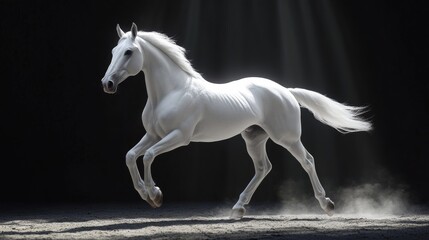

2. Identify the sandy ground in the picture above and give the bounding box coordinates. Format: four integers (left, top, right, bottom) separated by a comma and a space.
1, 203, 428, 240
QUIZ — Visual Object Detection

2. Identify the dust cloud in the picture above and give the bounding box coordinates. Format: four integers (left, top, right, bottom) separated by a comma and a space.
336, 183, 410, 217
278, 180, 412, 217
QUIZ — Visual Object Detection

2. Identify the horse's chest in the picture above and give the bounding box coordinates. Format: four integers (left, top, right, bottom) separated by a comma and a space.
142, 107, 166, 138
142, 99, 194, 138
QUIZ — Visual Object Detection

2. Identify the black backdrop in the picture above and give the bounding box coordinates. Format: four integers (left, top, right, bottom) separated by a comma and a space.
1, 0, 428, 206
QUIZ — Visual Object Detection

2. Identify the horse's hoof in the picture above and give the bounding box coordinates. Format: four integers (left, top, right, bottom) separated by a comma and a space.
152, 187, 163, 208
323, 198, 335, 216
145, 187, 163, 208
230, 207, 246, 220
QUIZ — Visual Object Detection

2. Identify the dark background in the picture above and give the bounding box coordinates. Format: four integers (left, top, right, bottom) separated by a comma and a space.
1, 0, 428, 207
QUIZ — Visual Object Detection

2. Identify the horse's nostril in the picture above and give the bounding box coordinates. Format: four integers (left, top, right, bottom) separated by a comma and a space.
107, 80, 114, 89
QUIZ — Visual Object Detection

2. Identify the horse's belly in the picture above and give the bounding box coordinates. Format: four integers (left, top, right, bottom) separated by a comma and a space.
191, 108, 258, 142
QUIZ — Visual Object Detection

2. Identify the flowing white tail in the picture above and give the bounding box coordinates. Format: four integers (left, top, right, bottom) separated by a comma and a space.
289, 88, 372, 133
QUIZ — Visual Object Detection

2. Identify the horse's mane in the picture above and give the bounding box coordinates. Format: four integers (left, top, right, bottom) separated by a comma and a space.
138, 31, 202, 79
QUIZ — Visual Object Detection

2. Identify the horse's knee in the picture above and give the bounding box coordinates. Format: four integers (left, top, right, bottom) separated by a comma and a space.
143, 149, 155, 165
126, 151, 137, 167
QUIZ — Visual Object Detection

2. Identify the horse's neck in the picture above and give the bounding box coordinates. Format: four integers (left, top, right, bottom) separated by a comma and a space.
139, 38, 190, 105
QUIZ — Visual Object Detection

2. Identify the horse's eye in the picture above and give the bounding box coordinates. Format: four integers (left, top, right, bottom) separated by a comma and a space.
124, 50, 132, 56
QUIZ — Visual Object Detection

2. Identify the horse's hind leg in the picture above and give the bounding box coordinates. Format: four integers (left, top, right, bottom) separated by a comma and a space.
231, 125, 271, 219
284, 140, 335, 216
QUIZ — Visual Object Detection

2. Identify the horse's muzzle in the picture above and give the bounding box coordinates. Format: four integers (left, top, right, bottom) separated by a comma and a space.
101, 77, 117, 94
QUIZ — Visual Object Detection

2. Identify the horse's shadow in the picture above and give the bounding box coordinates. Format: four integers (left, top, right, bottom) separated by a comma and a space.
61, 216, 284, 233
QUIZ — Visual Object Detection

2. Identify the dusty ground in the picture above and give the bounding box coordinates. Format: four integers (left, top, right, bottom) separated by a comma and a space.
1, 203, 428, 240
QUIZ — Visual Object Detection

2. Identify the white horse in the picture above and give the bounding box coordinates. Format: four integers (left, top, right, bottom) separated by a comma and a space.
101, 23, 372, 219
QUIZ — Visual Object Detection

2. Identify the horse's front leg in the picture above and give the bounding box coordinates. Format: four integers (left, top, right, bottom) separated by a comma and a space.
143, 129, 191, 206
126, 134, 159, 205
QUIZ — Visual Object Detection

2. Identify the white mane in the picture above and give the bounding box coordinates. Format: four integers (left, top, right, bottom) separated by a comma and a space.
138, 31, 202, 79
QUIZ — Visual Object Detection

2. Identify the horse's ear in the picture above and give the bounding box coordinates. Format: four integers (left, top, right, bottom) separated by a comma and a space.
131, 22, 138, 39
116, 24, 125, 38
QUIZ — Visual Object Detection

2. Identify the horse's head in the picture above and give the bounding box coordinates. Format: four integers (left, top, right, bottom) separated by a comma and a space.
101, 23, 143, 94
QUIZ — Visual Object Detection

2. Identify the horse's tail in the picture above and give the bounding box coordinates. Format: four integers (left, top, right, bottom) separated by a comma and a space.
288, 88, 372, 133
